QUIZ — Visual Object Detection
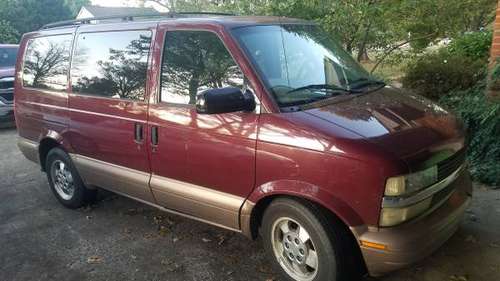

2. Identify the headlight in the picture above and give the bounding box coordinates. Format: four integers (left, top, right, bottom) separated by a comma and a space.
380, 197, 432, 227
385, 166, 438, 196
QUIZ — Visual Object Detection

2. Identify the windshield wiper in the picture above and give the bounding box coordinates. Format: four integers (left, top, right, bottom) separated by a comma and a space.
350, 78, 386, 90
285, 84, 362, 95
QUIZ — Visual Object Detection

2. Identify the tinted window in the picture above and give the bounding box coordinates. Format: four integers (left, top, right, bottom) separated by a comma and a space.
22, 35, 72, 91
0, 47, 18, 68
71, 31, 152, 101
233, 25, 375, 106
161, 31, 243, 105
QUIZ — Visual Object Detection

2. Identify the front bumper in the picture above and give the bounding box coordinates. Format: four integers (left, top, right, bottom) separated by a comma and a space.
352, 169, 472, 276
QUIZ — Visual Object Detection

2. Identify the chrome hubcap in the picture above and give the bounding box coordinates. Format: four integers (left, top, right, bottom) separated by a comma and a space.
51, 160, 74, 200
271, 217, 318, 281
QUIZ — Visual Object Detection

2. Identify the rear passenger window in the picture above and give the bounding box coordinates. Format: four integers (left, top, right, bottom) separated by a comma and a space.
160, 31, 244, 105
22, 35, 72, 91
71, 31, 152, 101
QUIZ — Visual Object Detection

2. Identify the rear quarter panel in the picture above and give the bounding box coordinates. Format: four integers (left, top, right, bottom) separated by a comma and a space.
14, 28, 76, 152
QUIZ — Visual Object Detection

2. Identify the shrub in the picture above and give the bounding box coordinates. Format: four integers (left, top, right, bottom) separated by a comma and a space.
402, 49, 485, 100
440, 80, 500, 186
489, 58, 500, 91
448, 30, 492, 61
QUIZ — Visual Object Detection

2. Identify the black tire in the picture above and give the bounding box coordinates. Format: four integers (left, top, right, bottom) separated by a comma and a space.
45, 147, 96, 208
261, 198, 360, 281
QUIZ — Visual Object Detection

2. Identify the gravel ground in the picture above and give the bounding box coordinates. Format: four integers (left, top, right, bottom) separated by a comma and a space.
1, 127, 499, 281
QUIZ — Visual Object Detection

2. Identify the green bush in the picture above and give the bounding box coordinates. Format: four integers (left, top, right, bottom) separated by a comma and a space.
440, 80, 500, 186
489, 58, 500, 91
402, 49, 485, 100
448, 30, 492, 61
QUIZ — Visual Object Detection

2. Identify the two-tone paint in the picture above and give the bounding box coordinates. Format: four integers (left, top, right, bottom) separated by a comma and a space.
15, 16, 472, 276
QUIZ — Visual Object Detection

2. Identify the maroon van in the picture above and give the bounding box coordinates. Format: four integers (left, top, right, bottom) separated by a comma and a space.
15, 13, 472, 281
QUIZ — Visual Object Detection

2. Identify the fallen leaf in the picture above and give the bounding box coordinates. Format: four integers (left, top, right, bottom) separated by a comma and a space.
143, 233, 156, 239
450, 274, 468, 281
218, 235, 226, 245
158, 226, 169, 237
153, 215, 165, 225
161, 259, 183, 272
87, 256, 103, 264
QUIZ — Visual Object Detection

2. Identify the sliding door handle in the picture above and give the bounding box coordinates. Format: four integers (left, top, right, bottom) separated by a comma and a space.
151, 126, 159, 146
134, 123, 144, 143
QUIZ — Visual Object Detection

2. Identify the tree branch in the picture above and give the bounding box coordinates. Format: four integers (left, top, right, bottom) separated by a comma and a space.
370, 33, 437, 74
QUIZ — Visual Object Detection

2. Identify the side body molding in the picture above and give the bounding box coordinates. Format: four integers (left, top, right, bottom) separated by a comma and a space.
70, 154, 246, 232
150, 175, 245, 231
71, 154, 155, 203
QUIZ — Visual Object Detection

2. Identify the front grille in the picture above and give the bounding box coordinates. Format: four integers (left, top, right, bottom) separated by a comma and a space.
430, 179, 456, 207
437, 148, 466, 181
0, 92, 13, 102
0, 80, 14, 90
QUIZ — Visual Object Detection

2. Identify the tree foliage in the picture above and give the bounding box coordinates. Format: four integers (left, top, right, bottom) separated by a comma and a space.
152, 0, 497, 63
0, 20, 19, 44
0, 0, 82, 42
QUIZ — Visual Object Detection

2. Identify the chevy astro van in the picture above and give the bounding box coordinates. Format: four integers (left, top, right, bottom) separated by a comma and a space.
15, 13, 472, 281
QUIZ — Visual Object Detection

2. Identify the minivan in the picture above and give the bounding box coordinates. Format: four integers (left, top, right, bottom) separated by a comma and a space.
15, 13, 472, 281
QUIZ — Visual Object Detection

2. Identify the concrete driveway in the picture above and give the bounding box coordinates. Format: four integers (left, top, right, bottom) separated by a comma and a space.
1, 127, 499, 281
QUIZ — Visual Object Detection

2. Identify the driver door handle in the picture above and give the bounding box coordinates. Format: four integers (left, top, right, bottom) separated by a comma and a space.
151, 126, 159, 146
134, 123, 144, 143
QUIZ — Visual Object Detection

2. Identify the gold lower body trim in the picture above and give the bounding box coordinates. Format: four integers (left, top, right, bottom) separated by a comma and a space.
150, 175, 245, 230
70, 153, 252, 232
71, 154, 155, 203
17, 137, 39, 164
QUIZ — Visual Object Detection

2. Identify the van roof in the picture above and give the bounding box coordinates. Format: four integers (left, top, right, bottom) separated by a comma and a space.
40, 13, 312, 31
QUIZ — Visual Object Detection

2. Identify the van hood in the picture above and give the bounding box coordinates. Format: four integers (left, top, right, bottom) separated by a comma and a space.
304, 87, 466, 171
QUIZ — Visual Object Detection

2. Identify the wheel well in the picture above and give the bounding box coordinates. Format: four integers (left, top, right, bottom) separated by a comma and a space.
39, 138, 60, 172
249, 195, 367, 276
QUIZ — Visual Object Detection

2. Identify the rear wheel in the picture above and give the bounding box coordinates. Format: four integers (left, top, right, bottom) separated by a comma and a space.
261, 198, 356, 281
45, 148, 96, 208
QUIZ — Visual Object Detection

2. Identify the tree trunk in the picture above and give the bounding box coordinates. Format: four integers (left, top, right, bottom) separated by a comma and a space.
357, 21, 373, 62
188, 74, 200, 105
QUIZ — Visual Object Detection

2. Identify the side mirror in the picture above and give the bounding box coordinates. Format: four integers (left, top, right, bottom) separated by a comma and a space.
196, 87, 256, 114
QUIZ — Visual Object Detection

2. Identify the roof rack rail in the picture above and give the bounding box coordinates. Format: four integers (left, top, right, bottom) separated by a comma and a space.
41, 11, 236, 30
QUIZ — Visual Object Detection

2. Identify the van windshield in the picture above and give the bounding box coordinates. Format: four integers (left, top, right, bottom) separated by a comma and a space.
232, 25, 383, 107
0, 47, 18, 68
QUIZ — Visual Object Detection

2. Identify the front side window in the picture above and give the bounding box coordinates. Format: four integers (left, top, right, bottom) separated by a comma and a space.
71, 30, 152, 101
22, 35, 72, 91
232, 25, 382, 107
160, 30, 244, 105
0, 47, 18, 68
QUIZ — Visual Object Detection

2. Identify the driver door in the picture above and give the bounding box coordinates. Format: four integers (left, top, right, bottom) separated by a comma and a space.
148, 27, 259, 230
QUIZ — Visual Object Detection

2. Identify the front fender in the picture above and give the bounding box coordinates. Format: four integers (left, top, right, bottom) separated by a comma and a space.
241, 179, 366, 239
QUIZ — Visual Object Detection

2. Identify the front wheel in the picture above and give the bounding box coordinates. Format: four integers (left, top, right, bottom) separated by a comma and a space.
261, 198, 356, 281
45, 147, 96, 208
